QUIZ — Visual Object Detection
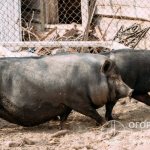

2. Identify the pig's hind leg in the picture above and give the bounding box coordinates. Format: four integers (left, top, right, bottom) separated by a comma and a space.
105, 101, 116, 121
59, 107, 72, 129
65, 100, 104, 125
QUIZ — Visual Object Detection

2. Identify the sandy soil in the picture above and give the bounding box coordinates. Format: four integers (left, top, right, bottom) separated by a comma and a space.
0, 98, 149, 150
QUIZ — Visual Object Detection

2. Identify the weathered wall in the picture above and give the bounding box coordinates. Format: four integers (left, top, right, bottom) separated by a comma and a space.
94, 0, 150, 49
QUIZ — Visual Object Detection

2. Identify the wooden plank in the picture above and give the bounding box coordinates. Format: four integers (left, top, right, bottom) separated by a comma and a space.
45, 0, 59, 24
45, 24, 83, 37
95, 5, 150, 21
45, 24, 83, 31
96, 0, 150, 8
0, 41, 130, 48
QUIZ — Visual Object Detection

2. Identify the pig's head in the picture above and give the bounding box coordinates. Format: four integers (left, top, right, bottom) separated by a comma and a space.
101, 59, 133, 101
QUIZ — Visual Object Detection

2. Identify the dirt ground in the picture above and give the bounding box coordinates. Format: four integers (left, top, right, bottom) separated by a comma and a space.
0, 98, 149, 150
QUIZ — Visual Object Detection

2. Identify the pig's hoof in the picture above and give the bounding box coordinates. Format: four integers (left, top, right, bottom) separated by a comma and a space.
58, 121, 64, 130
105, 116, 114, 121
96, 119, 105, 126
58, 125, 63, 130
52, 116, 60, 121
96, 122, 100, 126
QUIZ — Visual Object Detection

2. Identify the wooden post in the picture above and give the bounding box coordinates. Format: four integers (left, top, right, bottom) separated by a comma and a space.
45, 0, 59, 24
82, 0, 97, 41
40, 0, 45, 31
81, 0, 97, 52
81, 0, 89, 29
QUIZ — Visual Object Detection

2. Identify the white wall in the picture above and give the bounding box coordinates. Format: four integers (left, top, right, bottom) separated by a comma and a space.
0, 0, 21, 42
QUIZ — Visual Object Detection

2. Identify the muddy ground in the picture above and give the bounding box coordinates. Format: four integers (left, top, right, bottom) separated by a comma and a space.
0, 98, 149, 150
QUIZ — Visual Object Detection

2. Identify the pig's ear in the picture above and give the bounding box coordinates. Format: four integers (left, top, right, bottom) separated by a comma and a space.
101, 59, 113, 74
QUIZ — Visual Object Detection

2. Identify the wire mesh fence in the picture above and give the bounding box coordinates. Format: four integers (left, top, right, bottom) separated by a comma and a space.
0, 0, 150, 56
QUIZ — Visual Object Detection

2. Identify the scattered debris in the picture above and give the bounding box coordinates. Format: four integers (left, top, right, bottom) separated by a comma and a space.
51, 130, 70, 138
114, 23, 150, 48
0, 46, 38, 57
119, 99, 127, 105
51, 48, 76, 55
22, 138, 36, 145
1, 22, 148, 56
2, 138, 35, 148
3, 140, 23, 147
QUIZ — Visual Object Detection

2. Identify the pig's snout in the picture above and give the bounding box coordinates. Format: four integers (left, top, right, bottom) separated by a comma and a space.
114, 77, 134, 99
128, 88, 133, 99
